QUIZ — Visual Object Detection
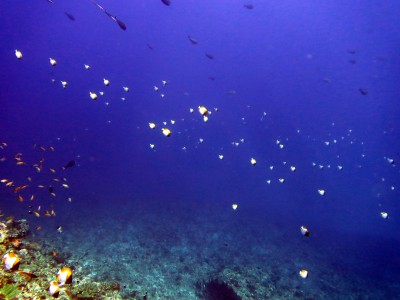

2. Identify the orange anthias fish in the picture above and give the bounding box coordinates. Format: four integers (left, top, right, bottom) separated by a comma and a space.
14, 185, 29, 193
10, 238, 22, 248
18, 270, 38, 279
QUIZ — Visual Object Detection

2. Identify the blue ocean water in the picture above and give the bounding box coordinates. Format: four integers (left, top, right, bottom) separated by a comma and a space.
1, 0, 399, 299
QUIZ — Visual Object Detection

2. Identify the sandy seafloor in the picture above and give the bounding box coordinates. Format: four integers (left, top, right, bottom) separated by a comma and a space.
26, 198, 399, 300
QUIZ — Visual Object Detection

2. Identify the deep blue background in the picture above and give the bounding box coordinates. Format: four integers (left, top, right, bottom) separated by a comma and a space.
1, 0, 400, 293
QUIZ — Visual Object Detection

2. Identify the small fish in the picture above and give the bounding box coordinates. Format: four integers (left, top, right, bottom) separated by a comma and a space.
64, 12, 75, 21
299, 269, 308, 278
15, 49, 23, 59
17, 195, 24, 202
300, 226, 309, 237
386, 157, 395, 165
57, 226, 63, 233
3, 252, 20, 270
6, 216, 15, 223
161, 0, 171, 6
359, 87, 368, 95
49, 281, 60, 298
10, 238, 22, 248
187, 35, 198, 45
250, 158, 256, 166
198, 106, 208, 116
89, 92, 98, 100
57, 267, 72, 285
90, 0, 127, 30
49, 57, 57, 66
162, 128, 171, 137
243, 4, 254, 9
13, 185, 29, 192
232, 204, 238, 210
18, 270, 38, 279
61, 160, 75, 170
149, 122, 156, 129
205, 53, 214, 60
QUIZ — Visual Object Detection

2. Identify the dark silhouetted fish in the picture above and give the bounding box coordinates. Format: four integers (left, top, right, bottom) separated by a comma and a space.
205, 53, 214, 60
90, 0, 126, 31
147, 43, 154, 50
115, 19, 127, 30
161, 0, 171, 6
64, 12, 75, 21
359, 88, 368, 95
61, 160, 75, 170
188, 36, 198, 45
243, 4, 254, 9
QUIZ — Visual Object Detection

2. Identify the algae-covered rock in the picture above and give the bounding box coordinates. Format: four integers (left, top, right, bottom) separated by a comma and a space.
0, 217, 124, 300
0, 284, 20, 300
0, 222, 8, 244
7, 219, 29, 238
73, 281, 121, 299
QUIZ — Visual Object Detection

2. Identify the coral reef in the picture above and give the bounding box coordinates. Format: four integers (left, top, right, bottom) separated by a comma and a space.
0, 215, 122, 300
